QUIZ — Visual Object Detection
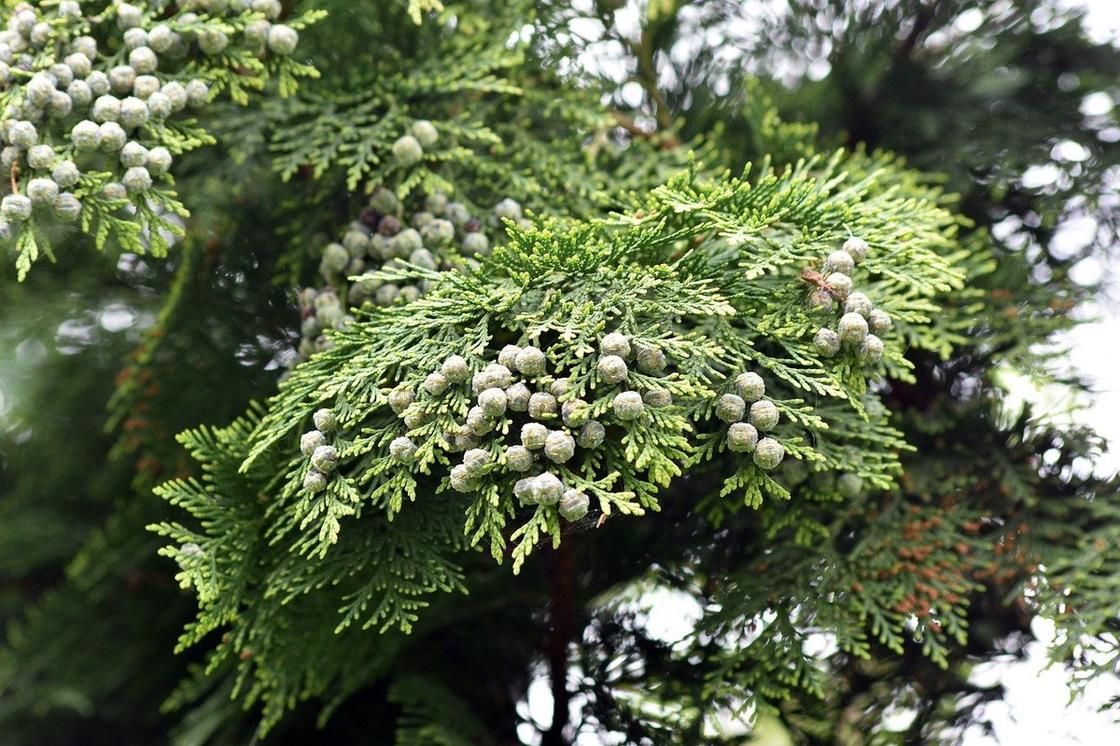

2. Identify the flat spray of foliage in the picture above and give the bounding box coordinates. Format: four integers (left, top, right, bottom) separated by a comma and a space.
2, 0, 1119, 743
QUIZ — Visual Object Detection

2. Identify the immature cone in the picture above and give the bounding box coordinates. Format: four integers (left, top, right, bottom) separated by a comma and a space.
514, 477, 535, 505
441, 354, 470, 382
410, 119, 439, 147
521, 422, 549, 450
753, 438, 785, 470
838, 472, 864, 498
612, 391, 644, 420
824, 249, 855, 275
515, 346, 547, 376
392, 135, 423, 166
549, 378, 572, 398
814, 328, 841, 357
844, 292, 873, 318
716, 393, 746, 423
544, 430, 576, 464
578, 420, 605, 449
727, 422, 759, 453
860, 334, 885, 364
303, 469, 328, 493
506, 383, 531, 412
600, 332, 631, 358
826, 273, 853, 300
868, 309, 893, 335
300, 430, 327, 456
498, 345, 521, 369
561, 399, 590, 427
478, 388, 508, 417
734, 372, 765, 402
597, 355, 628, 384
388, 388, 414, 415
532, 472, 564, 505
843, 236, 870, 262
462, 448, 490, 475
449, 464, 478, 492
528, 392, 558, 420
636, 346, 667, 374
313, 408, 338, 432
466, 407, 492, 436
389, 436, 417, 463
838, 313, 869, 346
748, 400, 780, 431
423, 371, 449, 396
559, 489, 590, 521
505, 445, 534, 472
310, 445, 339, 474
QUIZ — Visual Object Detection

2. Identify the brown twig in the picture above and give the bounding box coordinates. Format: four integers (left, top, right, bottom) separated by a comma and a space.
541, 537, 576, 746
10, 162, 19, 195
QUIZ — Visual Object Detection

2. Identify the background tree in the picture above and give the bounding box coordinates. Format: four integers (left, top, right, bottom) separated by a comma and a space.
1, 1, 1118, 745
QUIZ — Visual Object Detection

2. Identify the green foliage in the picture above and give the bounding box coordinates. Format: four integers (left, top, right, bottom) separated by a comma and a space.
0, 0, 321, 279
2, 1, 1120, 744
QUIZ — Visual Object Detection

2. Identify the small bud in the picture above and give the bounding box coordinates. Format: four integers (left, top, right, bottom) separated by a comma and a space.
643, 388, 672, 408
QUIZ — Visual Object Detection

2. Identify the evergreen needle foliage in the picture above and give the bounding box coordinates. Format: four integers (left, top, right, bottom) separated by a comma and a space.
2, 1, 1119, 744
